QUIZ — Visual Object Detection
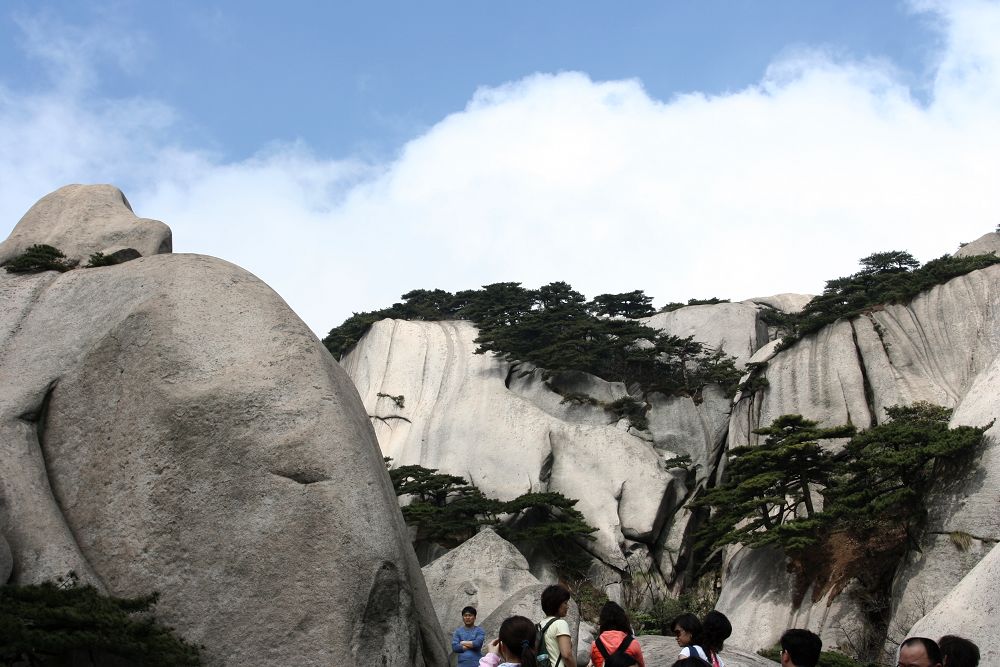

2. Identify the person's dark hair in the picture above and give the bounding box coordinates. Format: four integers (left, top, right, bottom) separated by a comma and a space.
901, 637, 943, 665
598, 601, 632, 634
540, 584, 571, 616
499, 615, 538, 667
939, 635, 980, 667
461, 606, 477, 617
780, 629, 822, 667
670, 613, 703, 644
702, 610, 732, 652
671, 658, 712, 667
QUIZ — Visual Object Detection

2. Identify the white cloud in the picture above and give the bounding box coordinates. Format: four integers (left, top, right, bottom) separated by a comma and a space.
3, 1, 1000, 336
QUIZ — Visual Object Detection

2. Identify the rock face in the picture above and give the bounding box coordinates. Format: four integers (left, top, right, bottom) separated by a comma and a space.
0, 187, 446, 666
0, 533, 11, 584
421, 528, 540, 642
0, 184, 171, 264
907, 541, 1000, 665
719, 264, 1000, 653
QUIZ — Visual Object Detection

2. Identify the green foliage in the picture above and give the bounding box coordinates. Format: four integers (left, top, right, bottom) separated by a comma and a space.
627, 591, 716, 636
85, 251, 119, 268
691, 415, 855, 553
325, 282, 743, 399
386, 462, 501, 546
824, 402, 991, 541
377, 392, 405, 408
3, 244, 73, 273
0, 574, 201, 666
658, 297, 730, 313
693, 404, 988, 558
589, 290, 655, 318
384, 460, 596, 571
777, 250, 1000, 349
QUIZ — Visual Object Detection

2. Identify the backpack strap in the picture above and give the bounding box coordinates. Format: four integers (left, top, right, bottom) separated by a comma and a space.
537, 618, 562, 667
615, 634, 634, 654
595, 636, 611, 660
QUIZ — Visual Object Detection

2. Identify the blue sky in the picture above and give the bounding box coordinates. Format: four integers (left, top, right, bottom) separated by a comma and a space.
2, 1, 999, 335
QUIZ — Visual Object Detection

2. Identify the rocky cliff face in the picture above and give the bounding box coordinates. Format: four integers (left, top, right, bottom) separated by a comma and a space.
340, 301, 777, 603
344, 237, 1000, 661
0, 186, 446, 667
719, 259, 1000, 654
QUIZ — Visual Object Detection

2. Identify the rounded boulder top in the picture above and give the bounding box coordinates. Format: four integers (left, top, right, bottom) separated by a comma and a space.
0, 184, 172, 265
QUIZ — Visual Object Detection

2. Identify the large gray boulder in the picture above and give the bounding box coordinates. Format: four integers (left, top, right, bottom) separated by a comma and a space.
0, 187, 446, 666
0, 184, 171, 264
422, 528, 541, 641
642, 301, 769, 367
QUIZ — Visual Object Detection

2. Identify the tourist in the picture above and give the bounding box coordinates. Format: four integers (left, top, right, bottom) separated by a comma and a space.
538, 584, 577, 667
480, 615, 538, 667
453, 605, 486, 666
779, 629, 822, 667
898, 637, 943, 667
671, 613, 708, 662
590, 601, 644, 666
938, 635, 980, 667
701, 610, 732, 667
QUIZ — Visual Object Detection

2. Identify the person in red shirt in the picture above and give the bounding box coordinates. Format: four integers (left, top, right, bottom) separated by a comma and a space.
590, 601, 645, 667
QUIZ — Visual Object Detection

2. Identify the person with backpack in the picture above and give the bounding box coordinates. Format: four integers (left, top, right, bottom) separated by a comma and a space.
671, 613, 709, 663
589, 601, 644, 667
536, 585, 577, 667
479, 615, 539, 667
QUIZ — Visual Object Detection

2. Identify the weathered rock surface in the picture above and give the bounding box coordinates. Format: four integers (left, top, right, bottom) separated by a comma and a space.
422, 528, 540, 642
0, 187, 446, 666
643, 302, 769, 367
716, 545, 866, 654
743, 292, 813, 314
0, 533, 11, 584
907, 541, 1000, 665
954, 230, 1000, 258
341, 318, 684, 573
720, 264, 1000, 651
0, 184, 171, 264
635, 635, 777, 667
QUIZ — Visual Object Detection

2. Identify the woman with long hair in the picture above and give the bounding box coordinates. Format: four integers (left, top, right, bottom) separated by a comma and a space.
700, 611, 732, 667
479, 615, 539, 667
590, 601, 645, 666
670, 613, 708, 662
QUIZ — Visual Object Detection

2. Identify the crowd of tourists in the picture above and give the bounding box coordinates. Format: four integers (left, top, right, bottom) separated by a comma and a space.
450, 585, 981, 667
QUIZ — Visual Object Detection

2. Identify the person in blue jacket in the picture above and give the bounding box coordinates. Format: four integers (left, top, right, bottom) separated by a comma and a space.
452, 605, 486, 666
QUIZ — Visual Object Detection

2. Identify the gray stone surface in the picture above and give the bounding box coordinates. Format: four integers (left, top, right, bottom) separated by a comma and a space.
907, 541, 1000, 666
743, 293, 814, 314
422, 528, 540, 644
342, 318, 680, 572
716, 545, 866, 655
0, 533, 11, 584
643, 301, 769, 367
954, 231, 1000, 258
0, 187, 446, 667
635, 635, 778, 667
0, 184, 171, 265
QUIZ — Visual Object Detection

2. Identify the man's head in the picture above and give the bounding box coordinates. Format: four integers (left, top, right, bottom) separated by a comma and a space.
780, 629, 822, 667
898, 637, 943, 667
938, 635, 978, 667
461, 606, 477, 627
